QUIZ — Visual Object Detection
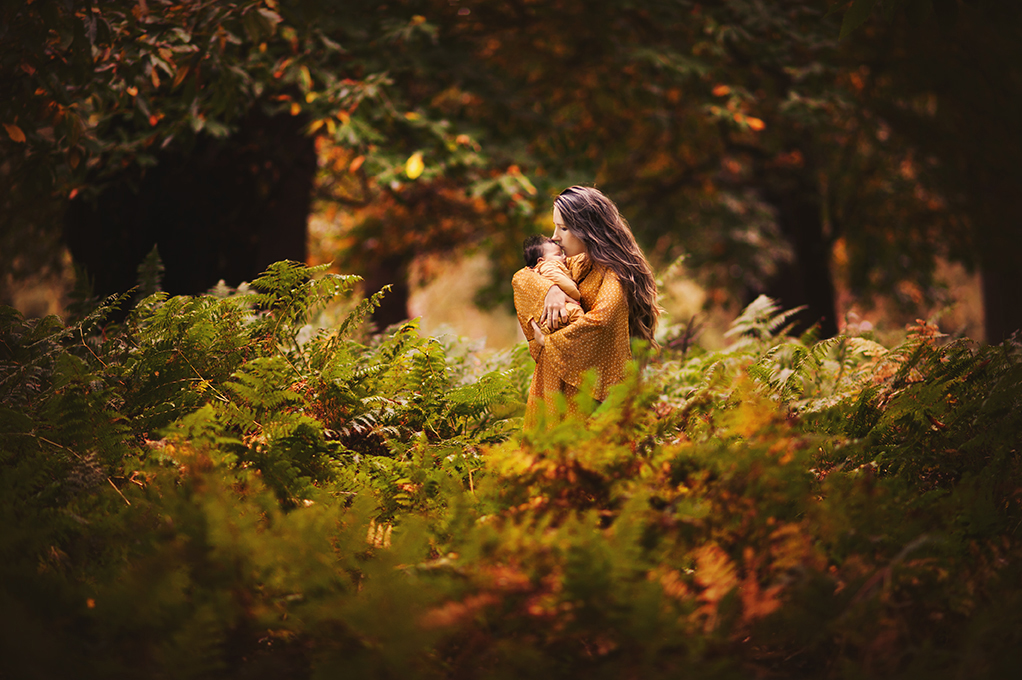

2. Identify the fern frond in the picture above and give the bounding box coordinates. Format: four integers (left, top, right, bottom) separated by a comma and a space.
337, 284, 390, 339
447, 371, 517, 417
725, 295, 806, 343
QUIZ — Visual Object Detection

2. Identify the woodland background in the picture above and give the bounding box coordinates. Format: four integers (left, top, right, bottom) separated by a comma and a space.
3, 0, 1021, 343
2, 1, 1022, 679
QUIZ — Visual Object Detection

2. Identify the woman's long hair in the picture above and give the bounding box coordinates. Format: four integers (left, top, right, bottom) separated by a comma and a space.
554, 186, 660, 344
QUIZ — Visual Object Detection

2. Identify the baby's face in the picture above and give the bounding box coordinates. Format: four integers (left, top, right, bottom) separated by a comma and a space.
540, 242, 566, 264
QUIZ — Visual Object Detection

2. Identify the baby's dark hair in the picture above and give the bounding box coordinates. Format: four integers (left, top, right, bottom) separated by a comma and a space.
522, 234, 554, 268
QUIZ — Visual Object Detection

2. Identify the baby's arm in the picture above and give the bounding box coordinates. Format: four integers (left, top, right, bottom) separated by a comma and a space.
536, 260, 580, 301
533, 263, 584, 334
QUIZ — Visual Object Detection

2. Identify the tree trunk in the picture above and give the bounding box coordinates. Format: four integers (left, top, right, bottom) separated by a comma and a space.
760, 160, 839, 339
362, 255, 411, 331
64, 108, 316, 301
977, 196, 1022, 344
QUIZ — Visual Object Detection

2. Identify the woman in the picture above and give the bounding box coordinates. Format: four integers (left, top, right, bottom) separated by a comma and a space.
512, 186, 660, 425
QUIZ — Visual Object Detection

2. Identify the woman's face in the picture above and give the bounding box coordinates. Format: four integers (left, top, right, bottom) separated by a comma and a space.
551, 205, 587, 257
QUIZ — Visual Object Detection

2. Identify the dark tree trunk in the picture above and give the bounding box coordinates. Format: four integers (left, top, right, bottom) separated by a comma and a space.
64, 108, 316, 301
867, 5, 1022, 343
760, 160, 839, 339
362, 255, 411, 331
977, 193, 1022, 344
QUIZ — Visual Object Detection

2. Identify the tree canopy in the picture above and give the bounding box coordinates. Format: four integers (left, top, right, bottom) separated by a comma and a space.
2, 0, 1019, 339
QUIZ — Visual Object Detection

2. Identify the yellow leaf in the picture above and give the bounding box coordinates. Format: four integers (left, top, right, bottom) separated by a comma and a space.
4, 123, 26, 143
405, 111, 420, 120
305, 91, 317, 103
712, 84, 731, 96
405, 151, 424, 179
290, 102, 301, 116
126, 86, 138, 97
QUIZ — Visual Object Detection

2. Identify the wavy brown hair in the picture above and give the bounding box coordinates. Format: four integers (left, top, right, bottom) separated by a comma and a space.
554, 186, 660, 344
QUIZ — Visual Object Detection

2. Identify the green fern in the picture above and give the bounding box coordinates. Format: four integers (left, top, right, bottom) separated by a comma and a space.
723, 294, 806, 345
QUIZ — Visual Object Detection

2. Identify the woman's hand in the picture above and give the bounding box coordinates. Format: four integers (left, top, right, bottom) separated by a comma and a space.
530, 320, 545, 347
540, 285, 569, 331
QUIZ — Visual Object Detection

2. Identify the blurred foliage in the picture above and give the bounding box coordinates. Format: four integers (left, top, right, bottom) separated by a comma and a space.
3, 261, 1021, 678
6, 0, 1019, 337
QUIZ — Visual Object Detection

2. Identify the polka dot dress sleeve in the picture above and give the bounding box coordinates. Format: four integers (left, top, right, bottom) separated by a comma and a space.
541, 264, 631, 401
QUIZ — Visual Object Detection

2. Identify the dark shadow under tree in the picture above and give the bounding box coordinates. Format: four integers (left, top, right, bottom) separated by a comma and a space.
64, 108, 316, 300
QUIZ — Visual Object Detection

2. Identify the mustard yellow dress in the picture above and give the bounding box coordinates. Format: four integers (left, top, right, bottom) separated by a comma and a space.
512, 255, 631, 425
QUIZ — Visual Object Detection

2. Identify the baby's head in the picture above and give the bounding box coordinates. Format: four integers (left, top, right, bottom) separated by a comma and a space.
523, 235, 565, 268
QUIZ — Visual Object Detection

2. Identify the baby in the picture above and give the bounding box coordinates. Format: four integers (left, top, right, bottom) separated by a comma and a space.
522, 234, 584, 335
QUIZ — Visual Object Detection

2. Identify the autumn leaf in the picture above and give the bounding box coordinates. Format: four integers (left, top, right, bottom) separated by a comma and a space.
739, 575, 783, 622
4, 123, 26, 143
405, 151, 424, 179
420, 594, 496, 629
693, 543, 739, 632
746, 116, 766, 131
739, 548, 782, 623
172, 65, 190, 88
694, 543, 739, 606
712, 84, 731, 96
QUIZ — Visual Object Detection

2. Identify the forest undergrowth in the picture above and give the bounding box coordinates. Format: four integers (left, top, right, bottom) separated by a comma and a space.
2, 262, 1021, 679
